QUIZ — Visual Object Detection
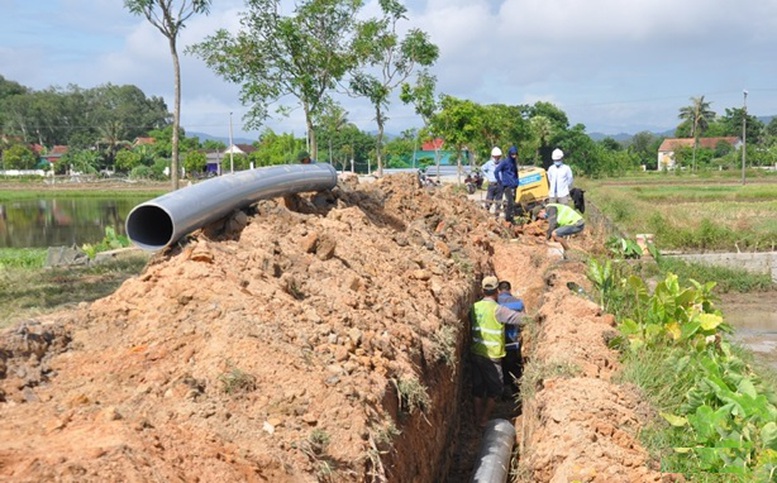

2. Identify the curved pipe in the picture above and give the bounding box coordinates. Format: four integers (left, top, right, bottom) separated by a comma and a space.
126, 163, 338, 251
470, 418, 516, 483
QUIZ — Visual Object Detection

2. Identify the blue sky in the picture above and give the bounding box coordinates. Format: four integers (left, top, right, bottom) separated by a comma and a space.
2, 0, 776, 141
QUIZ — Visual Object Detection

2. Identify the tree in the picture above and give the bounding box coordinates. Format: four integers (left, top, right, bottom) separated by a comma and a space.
2, 144, 37, 170
189, 0, 360, 162
349, 0, 438, 176
124, 0, 212, 191
677, 95, 715, 172
529, 115, 554, 166
429, 95, 482, 182
628, 131, 658, 169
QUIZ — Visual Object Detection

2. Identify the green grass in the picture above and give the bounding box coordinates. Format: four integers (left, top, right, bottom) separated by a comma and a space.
0, 254, 149, 330
0, 187, 167, 202
0, 248, 47, 269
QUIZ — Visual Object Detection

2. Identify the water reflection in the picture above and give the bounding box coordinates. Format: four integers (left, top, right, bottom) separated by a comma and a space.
0, 197, 149, 248
719, 292, 777, 372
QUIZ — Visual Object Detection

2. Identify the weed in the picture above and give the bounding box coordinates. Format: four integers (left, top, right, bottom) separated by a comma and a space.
430, 324, 457, 366
452, 253, 473, 275
308, 428, 331, 455
392, 375, 430, 415
519, 360, 580, 400
218, 364, 256, 395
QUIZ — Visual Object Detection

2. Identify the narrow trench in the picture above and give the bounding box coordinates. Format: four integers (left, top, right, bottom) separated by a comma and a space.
443, 287, 527, 481
445, 364, 522, 482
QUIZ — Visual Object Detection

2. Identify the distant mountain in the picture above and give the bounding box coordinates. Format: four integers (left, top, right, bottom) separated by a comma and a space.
588, 129, 674, 142
188, 131, 254, 146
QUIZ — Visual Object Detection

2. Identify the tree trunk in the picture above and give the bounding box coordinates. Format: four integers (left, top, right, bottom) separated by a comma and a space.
169, 36, 181, 190
375, 107, 384, 177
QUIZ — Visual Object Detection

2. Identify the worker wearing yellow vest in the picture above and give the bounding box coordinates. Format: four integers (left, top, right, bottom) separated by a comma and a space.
470, 275, 526, 427
536, 203, 585, 251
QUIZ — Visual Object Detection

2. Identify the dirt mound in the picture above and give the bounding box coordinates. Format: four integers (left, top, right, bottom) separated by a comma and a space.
0, 174, 666, 482
516, 261, 667, 482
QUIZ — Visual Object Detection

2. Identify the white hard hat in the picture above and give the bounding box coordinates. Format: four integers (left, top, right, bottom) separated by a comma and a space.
552, 148, 564, 161
491, 147, 502, 157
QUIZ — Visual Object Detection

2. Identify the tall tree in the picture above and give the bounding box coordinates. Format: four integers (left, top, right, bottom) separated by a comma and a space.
124, 0, 212, 190
677, 95, 715, 171
349, 0, 438, 176
189, 0, 360, 162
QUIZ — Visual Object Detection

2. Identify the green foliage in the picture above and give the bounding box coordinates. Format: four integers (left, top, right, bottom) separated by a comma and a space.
606, 236, 643, 259
188, 0, 360, 160
656, 256, 774, 294
0, 248, 47, 269
182, 150, 207, 175
81, 226, 131, 259
602, 268, 777, 478
218, 363, 257, 395
115, 149, 143, 172
3, 144, 38, 169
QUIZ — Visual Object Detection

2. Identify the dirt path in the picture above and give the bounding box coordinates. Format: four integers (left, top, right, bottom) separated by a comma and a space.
0, 175, 667, 482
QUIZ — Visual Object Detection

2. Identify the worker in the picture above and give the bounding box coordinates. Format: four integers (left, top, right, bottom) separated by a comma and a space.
297, 151, 313, 164
470, 275, 525, 427
536, 203, 584, 251
547, 148, 574, 205
481, 147, 503, 217
497, 280, 524, 399
494, 145, 520, 224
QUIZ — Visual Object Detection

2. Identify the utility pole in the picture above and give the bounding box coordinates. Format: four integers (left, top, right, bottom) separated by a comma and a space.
741, 90, 748, 185
229, 111, 234, 174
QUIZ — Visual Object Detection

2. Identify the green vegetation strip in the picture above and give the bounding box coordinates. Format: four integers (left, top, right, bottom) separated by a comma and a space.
588, 258, 777, 480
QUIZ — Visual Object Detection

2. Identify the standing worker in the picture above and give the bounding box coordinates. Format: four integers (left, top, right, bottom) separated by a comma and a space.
497, 280, 525, 399
494, 146, 520, 224
470, 275, 525, 427
536, 203, 585, 252
482, 147, 503, 217
547, 148, 574, 205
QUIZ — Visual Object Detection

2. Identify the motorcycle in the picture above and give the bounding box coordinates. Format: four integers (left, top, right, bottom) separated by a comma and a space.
464, 169, 484, 194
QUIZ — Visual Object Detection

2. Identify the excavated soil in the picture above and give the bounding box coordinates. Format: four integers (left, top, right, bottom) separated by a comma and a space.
0, 173, 669, 482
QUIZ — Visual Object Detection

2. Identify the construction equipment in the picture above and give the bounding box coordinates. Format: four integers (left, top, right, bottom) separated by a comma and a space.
514, 166, 549, 214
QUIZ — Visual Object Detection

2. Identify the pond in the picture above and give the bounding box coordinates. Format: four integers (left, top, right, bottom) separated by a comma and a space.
0, 197, 151, 248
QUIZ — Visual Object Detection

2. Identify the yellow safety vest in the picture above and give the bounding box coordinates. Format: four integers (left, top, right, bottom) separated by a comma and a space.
548, 203, 583, 226
471, 299, 505, 359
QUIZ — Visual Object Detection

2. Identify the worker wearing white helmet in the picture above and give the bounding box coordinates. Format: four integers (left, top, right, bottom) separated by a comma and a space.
547, 148, 574, 206
481, 147, 504, 217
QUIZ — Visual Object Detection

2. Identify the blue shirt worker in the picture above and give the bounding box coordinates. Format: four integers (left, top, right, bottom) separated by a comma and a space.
547, 149, 574, 205
481, 147, 503, 217
470, 275, 525, 427
497, 280, 525, 398
536, 203, 585, 251
494, 146, 520, 224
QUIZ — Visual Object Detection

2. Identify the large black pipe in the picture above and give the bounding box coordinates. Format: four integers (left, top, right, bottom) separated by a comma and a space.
470, 418, 516, 483
126, 163, 338, 251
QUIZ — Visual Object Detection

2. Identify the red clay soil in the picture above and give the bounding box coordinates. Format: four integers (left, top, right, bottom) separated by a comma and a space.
0, 173, 672, 482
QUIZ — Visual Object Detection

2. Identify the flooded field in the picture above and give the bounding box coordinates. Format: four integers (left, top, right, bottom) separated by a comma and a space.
719, 291, 777, 372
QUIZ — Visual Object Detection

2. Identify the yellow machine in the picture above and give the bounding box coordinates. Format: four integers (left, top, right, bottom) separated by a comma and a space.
514, 166, 549, 213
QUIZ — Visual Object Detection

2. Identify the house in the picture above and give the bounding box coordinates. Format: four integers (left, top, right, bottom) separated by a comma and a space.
414, 137, 463, 166
206, 144, 257, 174
40, 145, 69, 166
133, 137, 156, 147
657, 137, 741, 170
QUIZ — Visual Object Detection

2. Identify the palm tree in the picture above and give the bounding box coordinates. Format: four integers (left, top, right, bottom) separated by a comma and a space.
678, 96, 715, 171
530, 115, 553, 165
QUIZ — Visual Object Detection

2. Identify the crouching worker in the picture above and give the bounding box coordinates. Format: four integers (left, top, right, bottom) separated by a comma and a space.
497, 280, 525, 399
536, 203, 584, 251
470, 276, 526, 427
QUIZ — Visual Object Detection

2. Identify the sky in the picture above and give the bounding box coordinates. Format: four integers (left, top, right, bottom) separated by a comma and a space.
1, 0, 776, 142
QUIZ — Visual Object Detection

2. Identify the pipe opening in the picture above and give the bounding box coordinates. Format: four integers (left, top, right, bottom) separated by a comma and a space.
126, 205, 174, 251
